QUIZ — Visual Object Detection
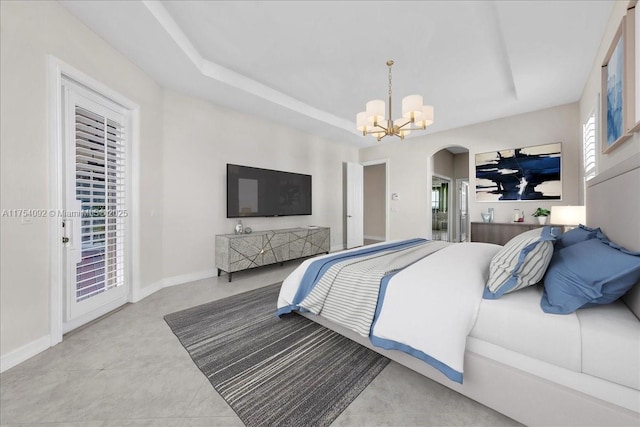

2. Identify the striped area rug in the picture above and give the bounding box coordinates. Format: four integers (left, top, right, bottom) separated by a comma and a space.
164, 283, 390, 427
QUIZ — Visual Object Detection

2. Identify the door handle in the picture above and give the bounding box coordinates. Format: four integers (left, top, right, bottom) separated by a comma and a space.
347, 215, 353, 218
69, 200, 83, 265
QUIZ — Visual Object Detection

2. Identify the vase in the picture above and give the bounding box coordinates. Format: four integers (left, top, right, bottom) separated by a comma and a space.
537, 216, 548, 225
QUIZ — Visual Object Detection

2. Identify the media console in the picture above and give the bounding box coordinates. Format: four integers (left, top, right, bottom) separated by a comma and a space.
215, 227, 330, 282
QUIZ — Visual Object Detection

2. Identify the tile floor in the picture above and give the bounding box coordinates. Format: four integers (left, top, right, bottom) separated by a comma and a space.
0, 261, 520, 426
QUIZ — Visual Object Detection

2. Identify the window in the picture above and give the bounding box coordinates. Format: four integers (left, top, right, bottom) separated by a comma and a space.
62, 78, 128, 306
75, 105, 126, 301
582, 108, 597, 181
432, 189, 440, 210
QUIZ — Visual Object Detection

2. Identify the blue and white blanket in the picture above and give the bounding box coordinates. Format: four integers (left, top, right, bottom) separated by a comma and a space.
277, 239, 501, 383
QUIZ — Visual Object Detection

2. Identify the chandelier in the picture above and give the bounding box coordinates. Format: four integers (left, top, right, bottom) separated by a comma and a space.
356, 60, 434, 141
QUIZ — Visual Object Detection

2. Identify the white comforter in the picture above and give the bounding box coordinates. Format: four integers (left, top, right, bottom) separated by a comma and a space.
277, 241, 501, 382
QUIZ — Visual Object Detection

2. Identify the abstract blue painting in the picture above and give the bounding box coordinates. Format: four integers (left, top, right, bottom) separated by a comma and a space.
475, 143, 562, 202
606, 35, 624, 147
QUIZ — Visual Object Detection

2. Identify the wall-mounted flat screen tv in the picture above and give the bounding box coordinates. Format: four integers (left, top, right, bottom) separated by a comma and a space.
227, 164, 312, 218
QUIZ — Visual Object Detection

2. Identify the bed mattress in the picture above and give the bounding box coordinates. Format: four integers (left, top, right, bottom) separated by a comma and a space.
577, 301, 640, 389
470, 285, 581, 371
470, 284, 640, 390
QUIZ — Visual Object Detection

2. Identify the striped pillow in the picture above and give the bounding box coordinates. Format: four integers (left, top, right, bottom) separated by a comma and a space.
483, 226, 555, 299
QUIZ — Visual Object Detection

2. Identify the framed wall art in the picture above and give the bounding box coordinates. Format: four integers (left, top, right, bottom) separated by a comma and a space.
628, 0, 640, 132
475, 142, 562, 202
601, 14, 634, 152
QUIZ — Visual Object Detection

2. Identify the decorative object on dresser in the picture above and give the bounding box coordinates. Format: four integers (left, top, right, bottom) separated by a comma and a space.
532, 207, 551, 225
470, 222, 542, 246
480, 207, 495, 223
512, 209, 525, 222
216, 227, 330, 282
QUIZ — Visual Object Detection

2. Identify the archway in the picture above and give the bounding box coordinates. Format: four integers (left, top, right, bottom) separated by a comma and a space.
431, 146, 470, 242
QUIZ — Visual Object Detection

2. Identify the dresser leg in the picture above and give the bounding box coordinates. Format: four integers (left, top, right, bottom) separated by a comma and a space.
228, 273, 232, 283
217, 268, 221, 277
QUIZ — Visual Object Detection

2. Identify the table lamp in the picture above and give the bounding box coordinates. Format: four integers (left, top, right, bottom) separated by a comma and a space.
550, 206, 586, 232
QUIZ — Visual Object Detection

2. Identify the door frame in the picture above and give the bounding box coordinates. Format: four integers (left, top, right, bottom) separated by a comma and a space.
47, 56, 141, 345
345, 162, 364, 249
431, 173, 453, 242
456, 178, 470, 242
362, 159, 390, 242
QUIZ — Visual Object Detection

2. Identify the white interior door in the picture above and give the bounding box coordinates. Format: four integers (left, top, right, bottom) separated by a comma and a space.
62, 81, 129, 333
345, 162, 364, 249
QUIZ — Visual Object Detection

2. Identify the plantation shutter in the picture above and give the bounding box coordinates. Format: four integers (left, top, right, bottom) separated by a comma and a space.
582, 111, 597, 181
75, 106, 126, 302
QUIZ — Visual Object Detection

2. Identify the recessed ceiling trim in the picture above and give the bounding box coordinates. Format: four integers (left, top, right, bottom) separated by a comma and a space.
141, 0, 204, 69
489, 1, 518, 100
142, 0, 356, 135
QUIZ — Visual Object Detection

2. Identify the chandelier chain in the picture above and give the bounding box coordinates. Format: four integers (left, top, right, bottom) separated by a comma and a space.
388, 63, 393, 99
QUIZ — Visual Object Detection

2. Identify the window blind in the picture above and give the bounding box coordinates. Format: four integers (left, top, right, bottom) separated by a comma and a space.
75, 106, 126, 302
582, 111, 597, 181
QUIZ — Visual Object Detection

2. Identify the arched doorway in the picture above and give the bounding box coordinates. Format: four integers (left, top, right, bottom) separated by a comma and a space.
432, 146, 470, 242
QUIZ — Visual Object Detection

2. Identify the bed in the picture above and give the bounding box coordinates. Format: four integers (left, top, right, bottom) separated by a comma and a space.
276, 154, 640, 426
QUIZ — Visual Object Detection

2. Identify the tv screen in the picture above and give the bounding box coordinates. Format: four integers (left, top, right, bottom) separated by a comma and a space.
227, 164, 312, 218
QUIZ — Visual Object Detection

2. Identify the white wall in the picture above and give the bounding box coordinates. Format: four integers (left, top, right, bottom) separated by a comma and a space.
162, 91, 358, 281
359, 103, 581, 240
0, 1, 358, 365
0, 1, 164, 360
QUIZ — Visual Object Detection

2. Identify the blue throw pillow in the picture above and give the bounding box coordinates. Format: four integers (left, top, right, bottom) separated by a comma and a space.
554, 224, 605, 250
541, 238, 640, 314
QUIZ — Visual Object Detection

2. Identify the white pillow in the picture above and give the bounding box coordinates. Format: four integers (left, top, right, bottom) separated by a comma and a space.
483, 226, 555, 299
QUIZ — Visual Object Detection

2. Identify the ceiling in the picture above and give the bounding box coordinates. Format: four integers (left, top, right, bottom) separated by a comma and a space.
60, 0, 613, 148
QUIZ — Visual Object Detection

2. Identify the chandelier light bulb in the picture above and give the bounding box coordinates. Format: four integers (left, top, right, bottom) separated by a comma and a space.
417, 105, 434, 128
365, 99, 385, 125
402, 95, 423, 121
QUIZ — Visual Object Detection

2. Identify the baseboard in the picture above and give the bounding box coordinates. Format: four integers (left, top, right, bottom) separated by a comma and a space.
330, 244, 345, 253
130, 279, 164, 303
0, 335, 51, 373
364, 234, 385, 242
162, 269, 217, 288
131, 269, 217, 301
2, 270, 215, 372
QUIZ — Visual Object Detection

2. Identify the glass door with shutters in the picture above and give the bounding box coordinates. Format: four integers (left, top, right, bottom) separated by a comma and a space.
62, 81, 129, 332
